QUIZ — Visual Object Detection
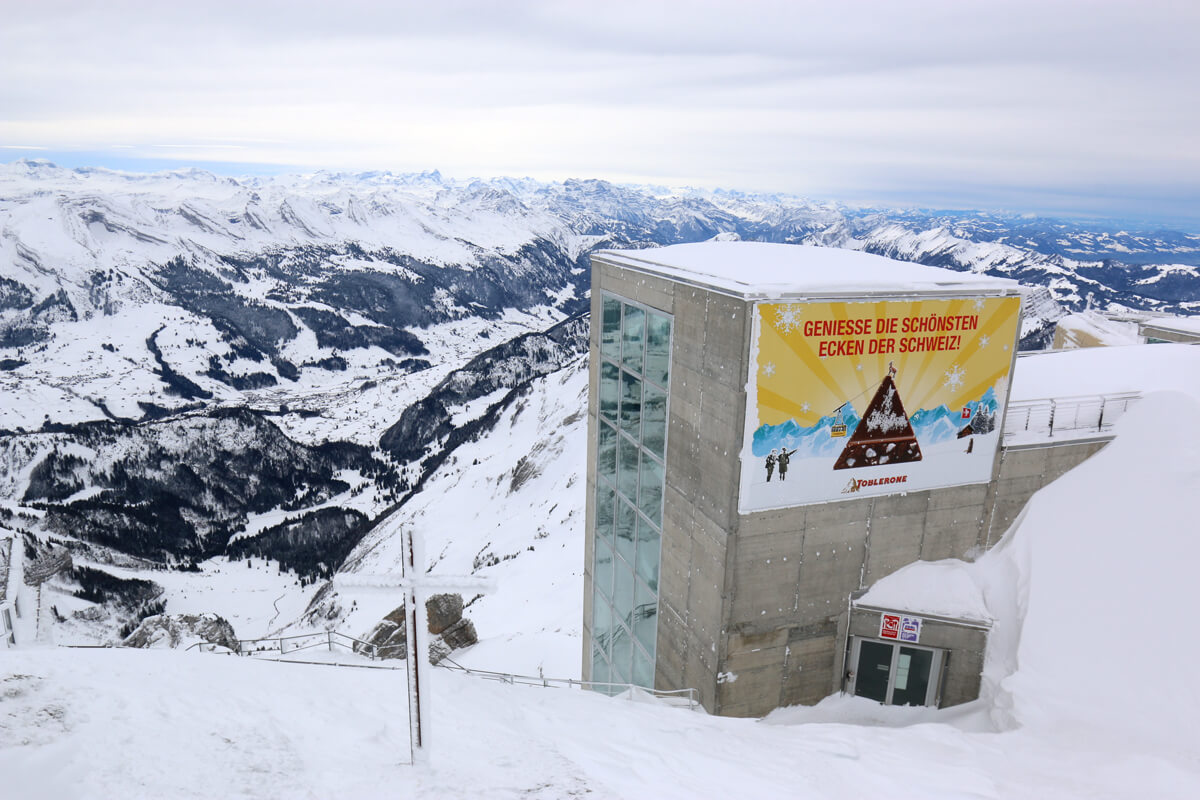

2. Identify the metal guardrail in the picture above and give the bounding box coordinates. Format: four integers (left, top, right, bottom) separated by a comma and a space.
185, 636, 700, 710
438, 657, 700, 710
1003, 392, 1140, 440
186, 630, 405, 660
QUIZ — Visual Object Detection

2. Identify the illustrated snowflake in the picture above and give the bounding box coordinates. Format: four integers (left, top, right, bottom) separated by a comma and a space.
856, 363, 863, 371
943, 363, 966, 392
973, 298, 986, 311
801, 402, 811, 413
774, 304, 803, 333
978, 334, 990, 349
762, 361, 776, 377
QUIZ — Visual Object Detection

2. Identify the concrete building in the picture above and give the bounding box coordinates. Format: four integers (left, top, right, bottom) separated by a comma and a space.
1138, 316, 1200, 344
581, 242, 1110, 717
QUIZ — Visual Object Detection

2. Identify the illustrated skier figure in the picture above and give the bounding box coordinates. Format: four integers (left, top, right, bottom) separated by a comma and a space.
765, 449, 778, 482
777, 447, 797, 481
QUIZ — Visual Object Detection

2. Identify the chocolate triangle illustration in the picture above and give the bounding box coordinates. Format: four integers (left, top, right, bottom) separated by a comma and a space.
833, 364, 923, 470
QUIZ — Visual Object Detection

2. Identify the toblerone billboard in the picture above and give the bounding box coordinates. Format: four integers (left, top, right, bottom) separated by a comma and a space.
739, 295, 1022, 512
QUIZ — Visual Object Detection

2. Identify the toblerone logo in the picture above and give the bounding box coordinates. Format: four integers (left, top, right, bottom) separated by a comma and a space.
842, 475, 908, 494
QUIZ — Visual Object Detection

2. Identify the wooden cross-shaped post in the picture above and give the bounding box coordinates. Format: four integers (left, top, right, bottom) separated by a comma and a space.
337, 524, 494, 765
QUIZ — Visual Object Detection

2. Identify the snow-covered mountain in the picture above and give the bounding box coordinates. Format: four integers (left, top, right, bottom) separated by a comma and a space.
3, 159, 1199, 642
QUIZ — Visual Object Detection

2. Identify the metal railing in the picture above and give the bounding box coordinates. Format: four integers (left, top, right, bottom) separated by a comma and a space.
437, 657, 700, 710
1003, 391, 1140, 441
186, 633, 701, 710
186, 630, 405, 660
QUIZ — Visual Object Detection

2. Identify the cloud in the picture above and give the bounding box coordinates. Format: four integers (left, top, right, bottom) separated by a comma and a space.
2, 0, 1198, 223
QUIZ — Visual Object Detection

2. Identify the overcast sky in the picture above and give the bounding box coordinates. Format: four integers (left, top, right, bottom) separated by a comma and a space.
3, 0, 1198, 226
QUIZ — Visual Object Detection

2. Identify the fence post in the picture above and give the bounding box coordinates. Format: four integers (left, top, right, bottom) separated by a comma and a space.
1097, 396, 1106, 431
328, 631, 334, 653
1048, 400, 1056, 437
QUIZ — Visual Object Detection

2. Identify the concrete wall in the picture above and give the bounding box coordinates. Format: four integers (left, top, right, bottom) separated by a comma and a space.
719, 483, 991, 715
1138, 324, 1200, 344
982, 438, 1110, 547
715, 438, 1107, 716
847, 605, 989, 708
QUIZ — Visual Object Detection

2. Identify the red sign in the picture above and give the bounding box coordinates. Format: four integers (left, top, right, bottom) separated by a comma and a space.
961, 407, 972, 419
880, 613, 901, 639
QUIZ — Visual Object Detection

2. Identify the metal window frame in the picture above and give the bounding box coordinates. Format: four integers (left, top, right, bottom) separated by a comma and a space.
846, 636, 946, 707
591, 291, 674, 690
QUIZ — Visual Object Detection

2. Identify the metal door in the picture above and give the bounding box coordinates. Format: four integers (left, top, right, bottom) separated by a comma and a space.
848, 637, 944, 707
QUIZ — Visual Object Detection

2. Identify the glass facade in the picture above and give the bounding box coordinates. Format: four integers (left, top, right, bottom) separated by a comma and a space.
591, 294, 671, 692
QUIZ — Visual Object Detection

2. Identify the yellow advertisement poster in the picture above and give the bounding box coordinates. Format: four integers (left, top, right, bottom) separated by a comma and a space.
739, 295, 1022, 511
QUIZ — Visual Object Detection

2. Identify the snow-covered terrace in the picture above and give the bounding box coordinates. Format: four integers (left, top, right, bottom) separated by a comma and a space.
1006, 342, 1200, 444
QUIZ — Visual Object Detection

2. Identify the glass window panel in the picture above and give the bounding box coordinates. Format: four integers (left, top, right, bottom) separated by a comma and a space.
645, 312, 671, 387
892, 647, 934, 707
601, 297, 622, 361
599, 362, 619, 421
594, 538, 614, 602
853, 641, 893, 703
591, 645, 610, 691
611, 622, 632, 685
617, 434, 639, 501
633, 579, 658, 658
591, 587, 612, 657
597, 420, 617, 486
614, 496, 637, 567
621, 305, 645, 374
638, 455, 664, 527
595, 481, 615, 547
619, 371, 642, 438
642, 382, 667, 459
613, 557, 635, 626
632, 644, 654, 690
635, 517, 661, 592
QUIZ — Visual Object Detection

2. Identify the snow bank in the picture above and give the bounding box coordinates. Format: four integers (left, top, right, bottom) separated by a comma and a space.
980, 390, 1200, 757
1052, 311, 1141, 348
866, 389, 1200, 767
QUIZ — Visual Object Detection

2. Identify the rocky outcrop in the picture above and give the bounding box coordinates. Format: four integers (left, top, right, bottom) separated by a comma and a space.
122, 612, 238, 651
356, 592, 478, 663
380, 314, 588, 463
13, 408, 392, 565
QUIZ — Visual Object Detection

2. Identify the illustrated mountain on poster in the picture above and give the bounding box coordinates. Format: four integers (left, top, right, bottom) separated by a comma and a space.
833, 364, 923, 470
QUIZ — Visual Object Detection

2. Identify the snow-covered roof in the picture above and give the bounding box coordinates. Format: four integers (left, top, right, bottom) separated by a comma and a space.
594, 242, 1019, 299
1141, 315, 1200, 336
856, 560, 991, 624
1011, 342, 1200, 401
